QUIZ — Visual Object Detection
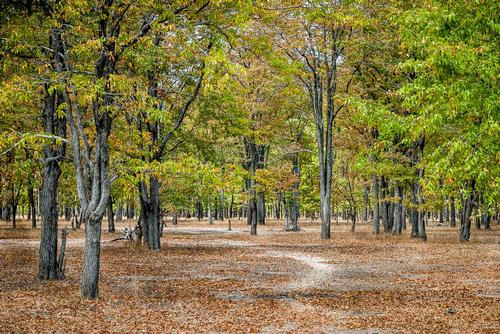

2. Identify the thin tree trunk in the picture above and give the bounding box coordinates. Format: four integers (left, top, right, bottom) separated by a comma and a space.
288, 153, 300, 231
372, 175, 380, 234
250, 196, 257, 235
219, 189, 224, 221
460, 182, 475, 242
450, 196, 456, 227
28, 186, 36, 228
257, 192, 265, 225
107, 196, 115, 233
208, 200, 213, 225
393, 186, 403, 235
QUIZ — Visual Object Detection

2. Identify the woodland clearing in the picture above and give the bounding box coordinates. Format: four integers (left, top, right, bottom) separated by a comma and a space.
1, 219, 498, 334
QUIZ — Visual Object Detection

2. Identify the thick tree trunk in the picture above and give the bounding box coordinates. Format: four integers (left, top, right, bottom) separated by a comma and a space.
38, 161, 62, 280
80, 217, 102, 298
460, 184, 475, 242
139, 177, 160, 250
38, 64, 66, 279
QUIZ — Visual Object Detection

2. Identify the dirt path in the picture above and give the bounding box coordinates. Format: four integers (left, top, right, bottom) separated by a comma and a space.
266, 250, 338, 290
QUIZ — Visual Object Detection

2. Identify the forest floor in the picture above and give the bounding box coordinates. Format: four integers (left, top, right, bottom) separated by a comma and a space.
0, 218, 499, 334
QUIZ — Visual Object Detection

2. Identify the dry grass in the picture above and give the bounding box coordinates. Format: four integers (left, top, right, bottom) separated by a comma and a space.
0, 218, 499, 333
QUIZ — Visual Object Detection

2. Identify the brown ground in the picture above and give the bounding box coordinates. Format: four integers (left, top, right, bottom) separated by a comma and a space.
0, 218, 499, 334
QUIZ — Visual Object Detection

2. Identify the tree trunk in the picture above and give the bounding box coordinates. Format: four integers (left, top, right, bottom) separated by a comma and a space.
288, 154, 300, 231
229, 194, 234, 219
372, 176, 380, 234
116, 201, 123, 222
80, 217, 102, 299
450, 196, 456, 227
219, 189, 224, 221
460, 183, 475, 242
349, 206, 356, 232
257, 192, 265, 225
107, 196, 115, 233
393, 186, 403, 235
28, 186, 36, 229
139, 177, 160, 250
38, 61, 66, 279
250, 196, 257, 235
275, 192, 281, 219
363, 186, 369, 223
208, 200, 213, 225
402, 205, 406, 230
38, 160, 62, 280
380, 176, 390, 232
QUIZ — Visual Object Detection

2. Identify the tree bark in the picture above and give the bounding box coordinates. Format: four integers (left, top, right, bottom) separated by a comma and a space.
28, 185, 36, 229
81, 217, 101, 298
460, 181, 475, 242
393, 186, 403, 235
38, 157, 62, 280
372, 176, 380, 234
257, 192, 266, 225
288, 153, 300, 231
208, 200, 213, 225
139, 177, 161, 250
219, 189, 224, 221
450, 196, 456, 227
38, 48, 67, 279
107, 196, 115, 233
